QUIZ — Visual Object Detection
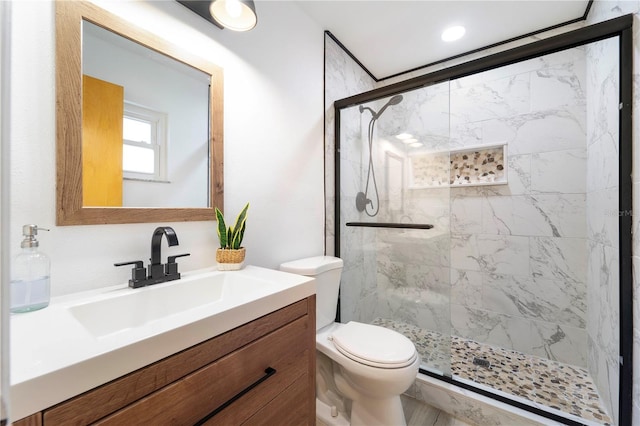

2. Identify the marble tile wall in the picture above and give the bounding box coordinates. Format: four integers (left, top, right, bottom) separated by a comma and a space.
370, 84, 454, 359
585, 36, 620, 424
380, 48, 590, 368
323, 35, 377, 323
325, 3, 638, 422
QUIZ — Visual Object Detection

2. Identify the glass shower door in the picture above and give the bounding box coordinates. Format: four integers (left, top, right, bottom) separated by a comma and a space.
337, 83, 453, 376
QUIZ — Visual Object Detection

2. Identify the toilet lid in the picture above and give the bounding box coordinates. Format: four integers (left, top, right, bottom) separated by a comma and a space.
330, 322, 417, 369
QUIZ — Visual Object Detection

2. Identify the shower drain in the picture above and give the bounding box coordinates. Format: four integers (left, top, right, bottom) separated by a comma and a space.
473, 357, 491, 369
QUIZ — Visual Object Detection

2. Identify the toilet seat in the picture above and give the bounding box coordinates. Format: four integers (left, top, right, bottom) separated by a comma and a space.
330, 322, 417, 369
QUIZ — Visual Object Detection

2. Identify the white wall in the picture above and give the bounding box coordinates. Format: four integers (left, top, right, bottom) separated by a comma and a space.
10, 0, 325, 297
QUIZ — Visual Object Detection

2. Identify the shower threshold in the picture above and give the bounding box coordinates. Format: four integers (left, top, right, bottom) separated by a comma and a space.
372, 318, 613, 426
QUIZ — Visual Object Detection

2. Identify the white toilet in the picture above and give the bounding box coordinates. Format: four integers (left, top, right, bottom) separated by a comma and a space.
280, 256, 420, 426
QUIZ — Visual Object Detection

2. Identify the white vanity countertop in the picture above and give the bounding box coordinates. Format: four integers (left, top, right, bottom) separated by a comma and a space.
10, 265, 315, 421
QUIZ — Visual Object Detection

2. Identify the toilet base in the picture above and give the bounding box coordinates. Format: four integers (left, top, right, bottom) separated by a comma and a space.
350, 395, 407, 426
316, 398, 350, 426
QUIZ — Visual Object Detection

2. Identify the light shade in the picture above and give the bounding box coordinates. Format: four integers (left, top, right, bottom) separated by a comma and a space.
210, 0, 257, 31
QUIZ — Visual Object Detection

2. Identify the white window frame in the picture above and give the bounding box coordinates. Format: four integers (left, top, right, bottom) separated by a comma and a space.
122, 102, 168, 182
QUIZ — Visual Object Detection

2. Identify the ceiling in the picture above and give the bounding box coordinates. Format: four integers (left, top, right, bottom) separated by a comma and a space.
294, 1, 591, 80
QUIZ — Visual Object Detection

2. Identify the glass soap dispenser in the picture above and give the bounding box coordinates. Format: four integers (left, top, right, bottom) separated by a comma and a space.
11, 224, 51, 313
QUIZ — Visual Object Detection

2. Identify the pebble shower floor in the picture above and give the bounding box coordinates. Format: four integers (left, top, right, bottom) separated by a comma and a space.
372, 318, 613, 425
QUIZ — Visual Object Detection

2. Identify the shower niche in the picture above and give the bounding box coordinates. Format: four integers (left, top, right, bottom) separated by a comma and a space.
409, 144, 508, 188
334, 15, 632, 426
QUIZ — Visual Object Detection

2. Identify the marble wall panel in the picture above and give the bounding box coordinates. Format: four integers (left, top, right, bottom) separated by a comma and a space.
325, 34, 377, 258
586, 133, 619, 192
528, 318, 588, 367
481, 194, 586, 238
452, 233, 532, 275
584, 32, 622, 424
530, 149, 587, 194
587, 188, 619, 248
449, 73, 531, 126
327, 11, 631, 422
484, 107, 586, 155
452, 303, 587, 366
451, 194, 483, 234
450, 269, 483, 310
451, 304, 544, 359
482, 273, 586, 328
587, 242, 620, 363
529, 57, 586, 112
329, 31, 597, 376
451, 46, 585, 92
587, 334, 620, 426
530, 237, 587, 283
585, 37, 620, 148
390, 83, 451, 142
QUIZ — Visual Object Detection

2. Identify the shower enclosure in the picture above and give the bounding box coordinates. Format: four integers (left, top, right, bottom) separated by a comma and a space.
334, 16, 632, 426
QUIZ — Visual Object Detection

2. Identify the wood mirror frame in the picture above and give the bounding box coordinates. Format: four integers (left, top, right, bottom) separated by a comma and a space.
56, 0, 223, 225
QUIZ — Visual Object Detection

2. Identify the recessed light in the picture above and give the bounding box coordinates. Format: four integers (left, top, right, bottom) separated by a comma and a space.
442, 25, 466, 42
402, 138, 418, 144
396, 133, 413, 140
409, 142, 423, 148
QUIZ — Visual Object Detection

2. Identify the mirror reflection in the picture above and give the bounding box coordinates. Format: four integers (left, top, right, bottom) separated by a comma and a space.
82, 22, 210, 208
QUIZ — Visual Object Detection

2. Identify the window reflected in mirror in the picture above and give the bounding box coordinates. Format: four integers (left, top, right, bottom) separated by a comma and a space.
82, 21, 210, 208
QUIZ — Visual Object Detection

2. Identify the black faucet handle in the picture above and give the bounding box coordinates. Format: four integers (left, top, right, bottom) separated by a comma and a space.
114, 260, 144, 269
168, 253, 190, 263
166, 253, 190, 277
115, 260, 148, 287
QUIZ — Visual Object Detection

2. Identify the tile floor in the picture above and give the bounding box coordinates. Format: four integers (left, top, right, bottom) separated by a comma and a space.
373, 318, 613, 425
401, 395, 473, 426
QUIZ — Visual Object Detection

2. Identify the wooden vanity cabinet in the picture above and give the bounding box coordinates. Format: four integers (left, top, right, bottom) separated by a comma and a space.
13, 296, 316, 426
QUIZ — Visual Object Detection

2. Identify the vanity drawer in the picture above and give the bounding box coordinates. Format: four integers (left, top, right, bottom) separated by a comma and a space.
94, 314, 311, 425
40, 298, 313, 425
202, 352, 311, 425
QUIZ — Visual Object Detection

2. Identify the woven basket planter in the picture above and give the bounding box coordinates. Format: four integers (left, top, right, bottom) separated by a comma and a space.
216, 247, 245, 271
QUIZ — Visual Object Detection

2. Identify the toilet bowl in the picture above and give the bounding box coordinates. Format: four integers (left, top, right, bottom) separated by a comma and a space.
317, 322, 420, 425
280, 256, 420, 426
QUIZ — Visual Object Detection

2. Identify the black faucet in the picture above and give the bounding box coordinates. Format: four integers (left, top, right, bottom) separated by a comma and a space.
115, 226, 190, 288
149, 226, 178, 279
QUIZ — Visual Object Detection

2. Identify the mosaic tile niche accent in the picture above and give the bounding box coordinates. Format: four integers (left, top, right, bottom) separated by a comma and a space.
410, 145, 507, 188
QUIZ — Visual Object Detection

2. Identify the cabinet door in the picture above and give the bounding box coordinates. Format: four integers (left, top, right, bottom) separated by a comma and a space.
95, 316, 311, 425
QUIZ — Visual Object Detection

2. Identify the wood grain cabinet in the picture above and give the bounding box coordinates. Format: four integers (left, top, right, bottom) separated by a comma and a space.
14, 297, 316, 426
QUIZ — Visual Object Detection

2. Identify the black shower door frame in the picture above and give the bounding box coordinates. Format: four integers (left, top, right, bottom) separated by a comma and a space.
333, 14, 633, 426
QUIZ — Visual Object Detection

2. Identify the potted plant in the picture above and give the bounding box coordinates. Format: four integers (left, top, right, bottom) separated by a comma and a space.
215, 202, 249, 270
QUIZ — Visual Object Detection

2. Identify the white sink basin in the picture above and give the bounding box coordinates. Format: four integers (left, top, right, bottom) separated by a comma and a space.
11, 265, 315, 421
69, 271, 278, 337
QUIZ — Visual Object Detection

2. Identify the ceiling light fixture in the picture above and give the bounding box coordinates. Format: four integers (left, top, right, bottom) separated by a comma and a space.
441, 25, 466, 42
177, 0, 257, 32
395, 133, 414, 140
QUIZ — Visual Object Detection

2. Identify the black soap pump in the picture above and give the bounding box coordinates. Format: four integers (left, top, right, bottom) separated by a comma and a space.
10, 225, 51, 313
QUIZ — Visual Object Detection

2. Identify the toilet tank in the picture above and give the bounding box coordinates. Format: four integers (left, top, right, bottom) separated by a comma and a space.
279, 256, 343, 331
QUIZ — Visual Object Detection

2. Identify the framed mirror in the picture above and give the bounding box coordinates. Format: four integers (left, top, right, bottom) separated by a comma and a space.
56, 0, 223, 225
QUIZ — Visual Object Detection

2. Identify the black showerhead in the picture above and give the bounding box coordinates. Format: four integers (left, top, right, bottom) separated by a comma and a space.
373, 94, 403, 119
388, 94, 404, 105
359, 105, 376, 115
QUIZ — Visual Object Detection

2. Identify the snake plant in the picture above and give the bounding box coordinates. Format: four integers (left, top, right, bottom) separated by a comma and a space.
215, 202, 249, 250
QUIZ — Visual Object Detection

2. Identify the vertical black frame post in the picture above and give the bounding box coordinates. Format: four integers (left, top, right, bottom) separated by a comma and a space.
618, 24, 633, 426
